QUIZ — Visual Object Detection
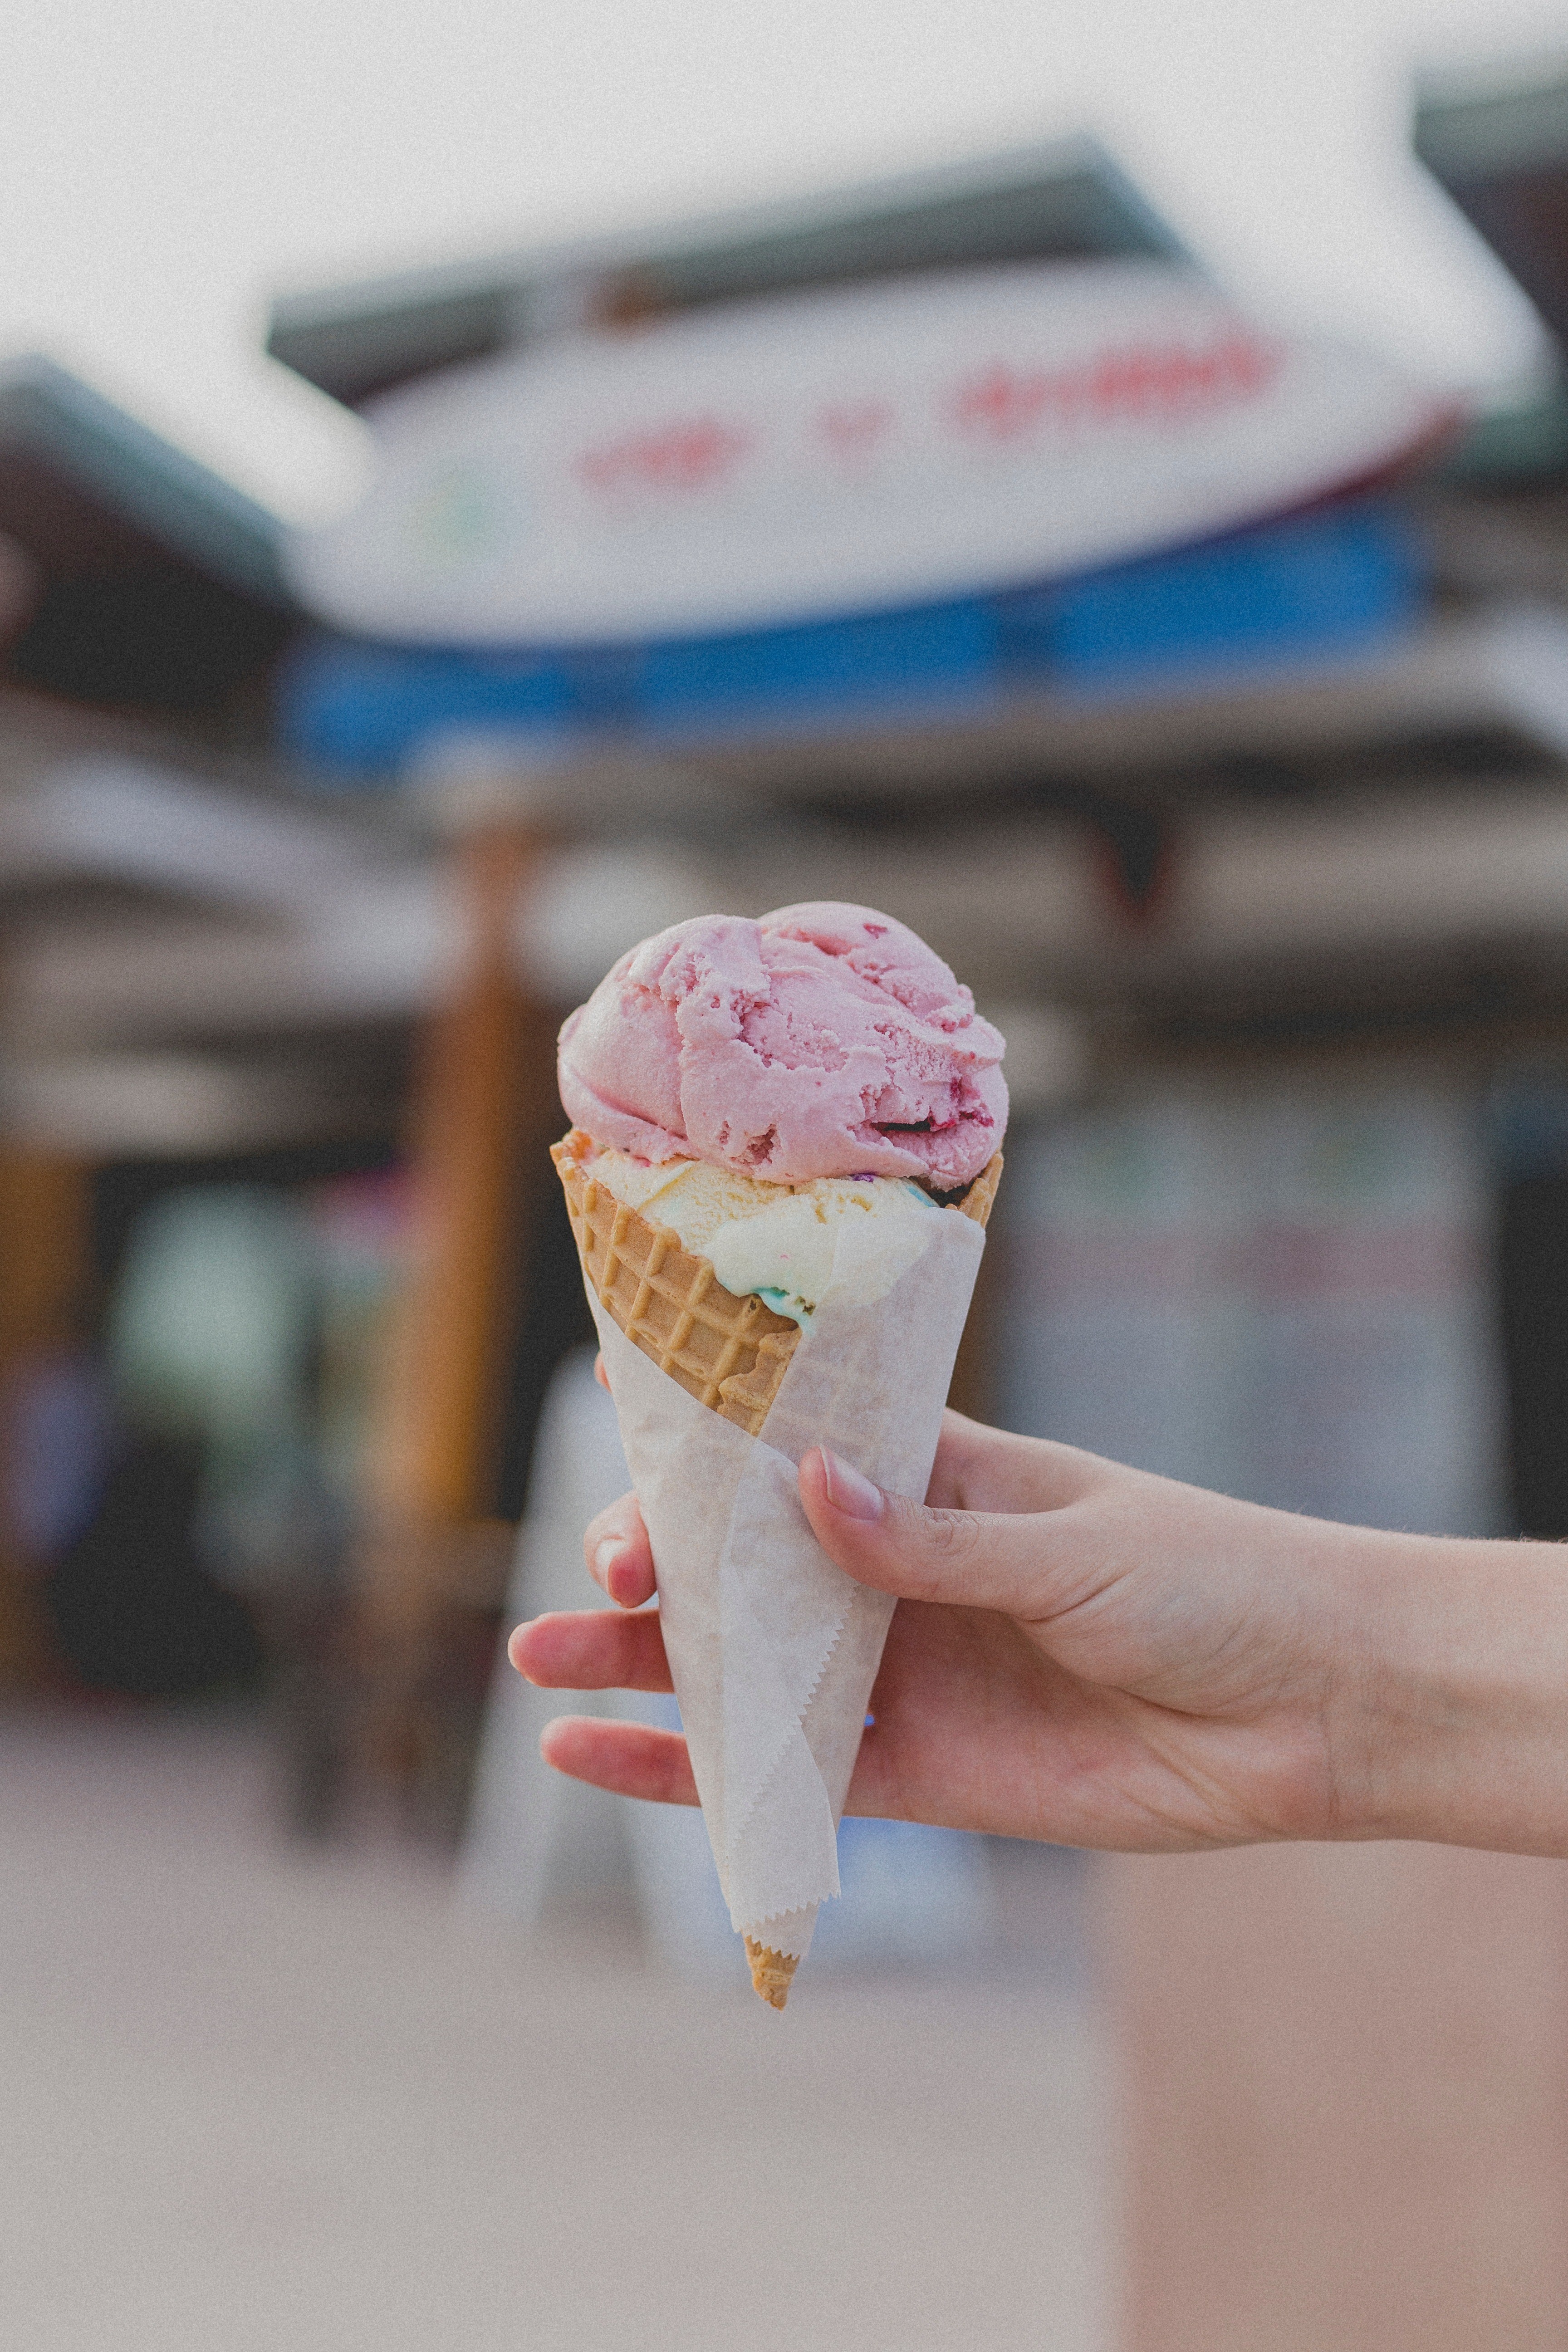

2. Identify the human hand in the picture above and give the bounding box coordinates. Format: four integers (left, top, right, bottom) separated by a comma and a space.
510, 1402, 1568, 1857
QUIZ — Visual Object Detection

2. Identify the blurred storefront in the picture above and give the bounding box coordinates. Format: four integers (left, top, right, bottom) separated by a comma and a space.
254, 126, 1568, 1565
0, 362, 429, 1734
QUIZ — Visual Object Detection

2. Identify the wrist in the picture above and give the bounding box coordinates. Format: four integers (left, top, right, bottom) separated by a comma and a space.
1332, 1529, 1568, 1855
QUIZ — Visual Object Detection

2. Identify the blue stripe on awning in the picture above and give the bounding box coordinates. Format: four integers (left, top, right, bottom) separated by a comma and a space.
278, 499, 1426, 781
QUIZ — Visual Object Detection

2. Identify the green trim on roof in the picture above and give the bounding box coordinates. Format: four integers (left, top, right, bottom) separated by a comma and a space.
268, 135, 1191, 407
0, 356, 290, 605
1416, 69, 1568, 183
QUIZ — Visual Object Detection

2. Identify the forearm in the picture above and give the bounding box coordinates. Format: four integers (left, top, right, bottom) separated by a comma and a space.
1334, 1530, 1568, 1857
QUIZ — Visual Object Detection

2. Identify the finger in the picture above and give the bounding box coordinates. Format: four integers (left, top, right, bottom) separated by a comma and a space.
583, 1490, 657, 1607
509, 1608, 672, 1692
594, 1353, 609, 1392
799, 1444, 1097, 1620
540, 1715, 699, 1805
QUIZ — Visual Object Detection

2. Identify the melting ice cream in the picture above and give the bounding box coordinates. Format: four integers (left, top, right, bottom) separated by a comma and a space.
578, 1143, 944, 1324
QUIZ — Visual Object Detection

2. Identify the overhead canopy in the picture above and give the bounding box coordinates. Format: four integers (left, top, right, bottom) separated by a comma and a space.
0, 717, 423, 1153
1415, 70, 1568, 355
0, 357, 295, 716
266, 135, 1189, 410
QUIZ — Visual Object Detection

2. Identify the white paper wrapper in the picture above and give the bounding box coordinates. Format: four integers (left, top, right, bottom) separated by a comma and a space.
588, 1200, 986, 1960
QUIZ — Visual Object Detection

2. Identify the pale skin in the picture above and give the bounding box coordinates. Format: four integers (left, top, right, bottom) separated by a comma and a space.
509, 1372, 1568, 1860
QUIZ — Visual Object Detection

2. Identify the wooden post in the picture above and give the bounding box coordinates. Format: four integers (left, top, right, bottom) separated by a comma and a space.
354, 823, 559, 1803
0, 1147, 92, 1681
1098, 1842, 1568, 2352
366, 825, 555, 1528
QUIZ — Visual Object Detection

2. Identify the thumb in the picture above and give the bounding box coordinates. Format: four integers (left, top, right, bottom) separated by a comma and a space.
799, 1445, 1066, 1618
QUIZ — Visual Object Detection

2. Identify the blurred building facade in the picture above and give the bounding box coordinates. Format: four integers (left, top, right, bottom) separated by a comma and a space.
259, 117, 1568, 1549
5, 110, 1568, 1779
0, 358, 423, 1711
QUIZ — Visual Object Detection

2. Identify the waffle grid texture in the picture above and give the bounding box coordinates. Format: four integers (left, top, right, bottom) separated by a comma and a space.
553, 1129, 1001, 1440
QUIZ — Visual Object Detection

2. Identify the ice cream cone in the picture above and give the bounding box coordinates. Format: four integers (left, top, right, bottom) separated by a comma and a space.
552, 1129, 1002, 1443
548, 908, 1006, 2010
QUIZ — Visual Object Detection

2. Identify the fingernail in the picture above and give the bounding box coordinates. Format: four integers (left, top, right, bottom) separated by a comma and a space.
820, 1448, 883, 1521
594, 1538, 624, 1583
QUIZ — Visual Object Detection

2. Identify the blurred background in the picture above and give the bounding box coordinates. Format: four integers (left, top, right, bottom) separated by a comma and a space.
8, 5, 1568, 2347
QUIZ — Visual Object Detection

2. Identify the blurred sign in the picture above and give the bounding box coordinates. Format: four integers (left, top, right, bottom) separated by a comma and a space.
289, 261, 1447, 646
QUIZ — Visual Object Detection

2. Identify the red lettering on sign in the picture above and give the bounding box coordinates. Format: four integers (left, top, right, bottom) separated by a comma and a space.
575, 416, 752, 495
949, 333, 1282, 441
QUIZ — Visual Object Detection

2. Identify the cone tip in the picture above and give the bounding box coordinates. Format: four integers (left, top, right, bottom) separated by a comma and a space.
743, 1935, 800, 2011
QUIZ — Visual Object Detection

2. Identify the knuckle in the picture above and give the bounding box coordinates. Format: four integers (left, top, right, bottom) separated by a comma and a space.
916, 1504, 981, 1578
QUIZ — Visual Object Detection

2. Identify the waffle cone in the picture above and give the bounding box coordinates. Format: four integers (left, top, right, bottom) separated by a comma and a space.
552, 1129, 1001, 1440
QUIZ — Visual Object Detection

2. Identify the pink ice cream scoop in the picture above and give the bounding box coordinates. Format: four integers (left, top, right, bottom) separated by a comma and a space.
557, 901, 1006, 1189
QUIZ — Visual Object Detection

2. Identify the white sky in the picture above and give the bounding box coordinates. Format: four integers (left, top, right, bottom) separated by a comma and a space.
4, 0, 1568, 526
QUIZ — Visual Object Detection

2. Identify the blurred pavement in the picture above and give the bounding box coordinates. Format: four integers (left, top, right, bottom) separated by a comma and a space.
0, 1705, 1107, 2352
